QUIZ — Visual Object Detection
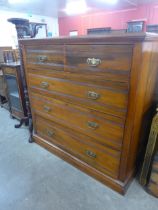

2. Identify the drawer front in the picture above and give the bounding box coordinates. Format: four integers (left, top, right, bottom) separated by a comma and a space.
65, 45, 133, 72
30, 93, 125, 150
3, 67, 16, 76
28, 74, 128, 117
27, 68, 130, 85
34, 115, 121, 178
25, 45, 64, 71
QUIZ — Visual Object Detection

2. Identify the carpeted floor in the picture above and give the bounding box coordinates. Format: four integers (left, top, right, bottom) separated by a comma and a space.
0, 107, 158, 210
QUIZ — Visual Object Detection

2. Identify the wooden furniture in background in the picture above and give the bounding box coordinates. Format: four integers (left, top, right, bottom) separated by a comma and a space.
87, 28, 127, 35
147, 151, 158, 197
127, 21, 145, 32
8, 18, 48, 39
0, 47, 12, 108
155, 72, 158, 102
7, 18, 48, 134
0, 70, 7, 107
1, 62, 27, 127
20, 33, 158, 194
140, 108, 158, 186
87, 27, 111, 35
147, 24, 158, 33
3, 50, 17, 63
0, 47, 12, 63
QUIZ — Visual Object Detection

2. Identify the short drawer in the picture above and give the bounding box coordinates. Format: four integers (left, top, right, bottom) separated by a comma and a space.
28, 74, 128, 118
30, 93, 125, 150
65, 44, 133, 73
34, 115, 121, 179
25, 45, 64, 71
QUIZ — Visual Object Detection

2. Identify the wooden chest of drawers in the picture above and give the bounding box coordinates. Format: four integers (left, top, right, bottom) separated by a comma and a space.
20, 33, 158, 194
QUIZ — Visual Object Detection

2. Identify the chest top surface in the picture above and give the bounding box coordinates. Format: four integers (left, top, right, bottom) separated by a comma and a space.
19, 32, 158, 46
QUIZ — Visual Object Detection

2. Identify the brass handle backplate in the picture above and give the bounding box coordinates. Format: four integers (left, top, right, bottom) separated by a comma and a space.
85, 150, 96, 158
47, 130, 55, 137
87, 58, 101, 67
43, 105, 51, 112
37, 55, 47, 63
40, 81, 49, 89
87, 91, 100, 100
87, 121, 99, 129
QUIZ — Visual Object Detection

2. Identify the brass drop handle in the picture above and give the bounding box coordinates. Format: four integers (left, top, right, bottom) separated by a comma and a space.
47, 130, 55, 137
37, 55, 47, 63
85, 150, 97, 158
87, 121, 99, 129
87, 91, 100, 100
87, 58, 101, 67
40, 81, 49, 89
43, 105, 51, 112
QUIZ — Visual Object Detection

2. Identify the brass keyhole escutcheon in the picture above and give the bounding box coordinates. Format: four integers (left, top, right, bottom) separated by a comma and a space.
47, 130, 55, 137
40, 81, 49, 89
85, 150, 97, 158
43, 105, 51, 112
87, 91, 100, 100
87, 121, 99, 129
37, 55, 47, 63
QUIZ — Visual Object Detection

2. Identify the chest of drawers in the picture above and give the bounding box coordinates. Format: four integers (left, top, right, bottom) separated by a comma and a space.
20, 33, 158, 194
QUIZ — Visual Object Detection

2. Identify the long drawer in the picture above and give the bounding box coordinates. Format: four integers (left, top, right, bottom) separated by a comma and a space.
30, 93, 125, 150
28, 74, 128, 118
34, 115, 121, 179
27, 68, 130, 84
25, 45, 64, 71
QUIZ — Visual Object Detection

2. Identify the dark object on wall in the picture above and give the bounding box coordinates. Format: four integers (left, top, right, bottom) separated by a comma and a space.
8, 18, 47, 39
20, 33, 158, 194
87, 27, 111, 35
1, 62, 28, 128
147, 24, 158, 33
127, 21, 145, 32
140, 108, 158, 187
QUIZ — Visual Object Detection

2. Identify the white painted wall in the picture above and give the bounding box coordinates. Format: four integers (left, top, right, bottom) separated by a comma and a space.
0, 10, 59, 48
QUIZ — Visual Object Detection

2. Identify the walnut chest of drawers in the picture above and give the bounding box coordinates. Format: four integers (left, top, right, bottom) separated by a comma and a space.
20, 33, 158, 194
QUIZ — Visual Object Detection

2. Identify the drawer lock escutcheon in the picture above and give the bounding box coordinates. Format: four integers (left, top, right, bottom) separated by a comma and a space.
47, 130, 55, 137
87, 121, 99, 129
85, 150, 97, 158
40, 81, 49, 89
37, 55, 47, 63
43, 105, 51, 112
87, 58, 101, 67
87, 91, 100, 100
